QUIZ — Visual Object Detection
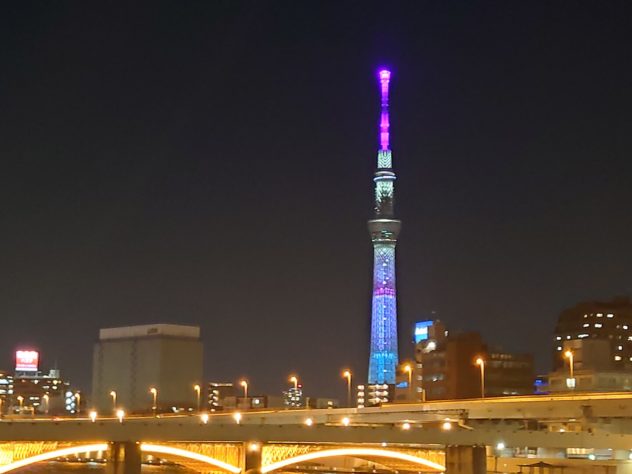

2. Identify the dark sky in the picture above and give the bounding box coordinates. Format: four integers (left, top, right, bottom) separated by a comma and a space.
1, 2, 631, 399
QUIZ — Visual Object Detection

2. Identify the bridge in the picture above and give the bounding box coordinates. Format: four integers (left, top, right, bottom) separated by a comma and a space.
1, 392, 632, 474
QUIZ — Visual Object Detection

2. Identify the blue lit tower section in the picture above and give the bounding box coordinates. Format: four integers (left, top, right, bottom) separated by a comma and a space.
367, 69, 401, 385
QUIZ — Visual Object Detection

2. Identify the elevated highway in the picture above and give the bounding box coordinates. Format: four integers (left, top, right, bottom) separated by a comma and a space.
1, 392, 632, 473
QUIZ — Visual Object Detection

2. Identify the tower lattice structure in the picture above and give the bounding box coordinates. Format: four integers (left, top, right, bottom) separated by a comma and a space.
367, 69, 401, 385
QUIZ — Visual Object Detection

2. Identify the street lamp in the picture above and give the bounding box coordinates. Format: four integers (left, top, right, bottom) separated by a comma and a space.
342, 370, 352, 407
149, 387, 157, 415
42, 394, 50, 415
240, 380, 248, 400
75, 392, 81, 414
475, 357, 485, 398
403, 364, 413, 400
17, 396, 24, 413
116, 409, 125, 423
89, 410, 97, 423
193, 384, 201, 412
289, 375, 298, 390
110, 391, 117, 412
564, 350, 575, 389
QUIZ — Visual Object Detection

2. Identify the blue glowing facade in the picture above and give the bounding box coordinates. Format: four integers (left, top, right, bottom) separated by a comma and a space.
367, 69, 401, 385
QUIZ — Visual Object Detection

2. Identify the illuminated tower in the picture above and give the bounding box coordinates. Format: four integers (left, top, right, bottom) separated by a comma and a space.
367, 69, 401, 385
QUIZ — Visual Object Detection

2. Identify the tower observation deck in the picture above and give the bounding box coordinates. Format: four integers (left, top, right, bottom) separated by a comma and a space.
367, 69, 401, 385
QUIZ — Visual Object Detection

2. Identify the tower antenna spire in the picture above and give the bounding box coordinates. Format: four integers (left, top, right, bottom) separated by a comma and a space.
379, 69, 391, 151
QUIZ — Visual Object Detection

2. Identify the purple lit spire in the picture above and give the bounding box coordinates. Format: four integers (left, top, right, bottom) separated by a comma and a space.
378, 69, 391, 150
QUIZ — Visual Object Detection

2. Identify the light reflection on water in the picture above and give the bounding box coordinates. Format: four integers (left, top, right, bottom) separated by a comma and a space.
14, 462, 195, 472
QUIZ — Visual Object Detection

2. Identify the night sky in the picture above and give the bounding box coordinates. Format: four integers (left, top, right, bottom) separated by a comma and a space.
1, 2, 631, 399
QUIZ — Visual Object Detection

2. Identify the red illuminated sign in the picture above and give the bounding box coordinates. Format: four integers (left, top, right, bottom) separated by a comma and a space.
15, 350, 39, 372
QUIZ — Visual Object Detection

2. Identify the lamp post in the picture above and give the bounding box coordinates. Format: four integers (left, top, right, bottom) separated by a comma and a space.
193, 384, 201, 412
564, 350, 575, 389
75, 392, 81, 415
150, 387, 157, 415
42, 394, 49, 415
289, 376, 298, 390
240, 380, 248, 400
342, 370, 352, 407
475, 357, 485, 398
403, 364, 413, 401
17, 396, 24, 414
0, 397, 3, 415
110, 391, 117, 412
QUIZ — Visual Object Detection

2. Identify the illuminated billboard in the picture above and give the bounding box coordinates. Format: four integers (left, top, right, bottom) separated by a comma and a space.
414, 320, 433, 343
15, 350, 39, 372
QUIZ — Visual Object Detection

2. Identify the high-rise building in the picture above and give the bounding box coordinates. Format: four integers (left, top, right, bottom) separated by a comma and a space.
420, 332, 534, 400
553, 296, 632, 370
91, 324, 203, 413
207, 382, 235, 411
0, 371, 13, 415
282, 387, 304, 408
413, 319, 448, 399
12, 369, 71, 415
368, 69, 401, 385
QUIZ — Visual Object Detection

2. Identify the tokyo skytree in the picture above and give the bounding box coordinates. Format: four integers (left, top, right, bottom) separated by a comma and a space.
367, 69, 401, 385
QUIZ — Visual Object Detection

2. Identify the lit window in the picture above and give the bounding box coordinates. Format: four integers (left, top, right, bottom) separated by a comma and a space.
607, 314, 614, 318
615, 356, 622, 361
618, 346, 623, 350
597, 313, 603, 318
595, 323, 602, 328
624, 326, 629, 330
557, 346, 562, 351
566, 335, 571, 339
556, 336, 562, 341
583, 323, 590, 328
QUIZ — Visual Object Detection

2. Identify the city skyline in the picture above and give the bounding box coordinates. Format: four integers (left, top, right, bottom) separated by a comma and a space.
1, 2, 631, 397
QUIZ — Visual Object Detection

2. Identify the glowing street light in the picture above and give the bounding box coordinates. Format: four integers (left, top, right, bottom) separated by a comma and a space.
401, 422, 411, 430
200, 413, 209, 424
342, 370, 352, 407
193, 384, 201, 412
89, 411, 97, 423
116, 409, 125, 423
75, 392, 81, 414
240, 380, 248, 400
233, 412, 242, 424
403, 364, 413, 400
564, 350, 575, 383
289, 375, 298, 390
110, 391, 117, 411
17, 396, 24, 413
475, 357, 485, 398
42, 394, 50, 415
149, 387, 157, 415
341, 417, 350, 426
304, 417, 314, 427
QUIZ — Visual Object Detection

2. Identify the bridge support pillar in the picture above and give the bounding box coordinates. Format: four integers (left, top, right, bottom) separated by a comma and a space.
445, 445, 486, 474
243, 442, 263, 474
106, 442, 141, 474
